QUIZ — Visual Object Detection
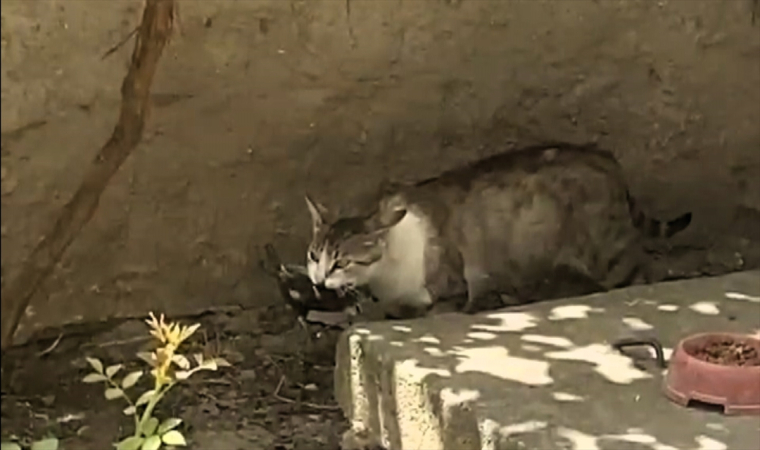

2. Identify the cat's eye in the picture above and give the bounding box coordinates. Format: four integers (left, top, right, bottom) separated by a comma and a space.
332, 260, 350, 271
308, 250, 318, 261
354, 259, 373, 266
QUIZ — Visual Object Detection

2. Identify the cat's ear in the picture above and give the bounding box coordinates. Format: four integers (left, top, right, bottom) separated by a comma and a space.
305, 195, 329, 231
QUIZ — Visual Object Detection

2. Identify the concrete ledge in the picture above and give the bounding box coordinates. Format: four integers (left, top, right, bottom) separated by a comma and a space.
334, 271, 760, 450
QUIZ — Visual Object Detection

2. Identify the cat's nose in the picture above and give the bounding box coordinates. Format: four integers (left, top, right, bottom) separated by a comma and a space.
324, 278, 342, 290
309, 272, 325, 286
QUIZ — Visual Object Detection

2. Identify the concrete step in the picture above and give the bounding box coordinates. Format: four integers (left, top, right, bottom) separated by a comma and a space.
334, 271, 760, 450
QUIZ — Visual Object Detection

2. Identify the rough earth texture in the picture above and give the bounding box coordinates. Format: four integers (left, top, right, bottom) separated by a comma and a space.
2, 0, 759, 343
1, 304, 350, 450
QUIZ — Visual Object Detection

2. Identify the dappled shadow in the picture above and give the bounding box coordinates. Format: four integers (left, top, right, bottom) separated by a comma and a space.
337, 271, 760, 450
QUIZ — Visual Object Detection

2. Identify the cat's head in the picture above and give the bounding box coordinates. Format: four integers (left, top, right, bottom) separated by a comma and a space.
305, 195, 406, 289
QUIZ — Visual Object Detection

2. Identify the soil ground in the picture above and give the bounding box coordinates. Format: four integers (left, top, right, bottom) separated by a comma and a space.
1, 305, 348, 450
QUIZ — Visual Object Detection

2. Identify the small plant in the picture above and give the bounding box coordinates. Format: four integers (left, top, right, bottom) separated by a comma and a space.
82, 313, 230, 450
0, 437, 59, 450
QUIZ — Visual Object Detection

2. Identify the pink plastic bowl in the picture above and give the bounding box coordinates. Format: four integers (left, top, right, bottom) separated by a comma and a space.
663, 332, 760, 416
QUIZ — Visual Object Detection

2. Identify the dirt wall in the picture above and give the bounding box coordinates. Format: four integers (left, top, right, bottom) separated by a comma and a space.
2, 0, 759, 344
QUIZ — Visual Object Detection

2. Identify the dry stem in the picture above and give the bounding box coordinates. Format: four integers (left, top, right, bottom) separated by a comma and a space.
1, 0, 177, 350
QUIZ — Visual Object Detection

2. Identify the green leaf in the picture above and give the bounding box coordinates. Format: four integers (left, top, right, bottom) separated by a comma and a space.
123, 405, 137, 416
135, 389, 155, 406
140, 435, 161, 450
85, 357, 104, 374
106, 364, 123, 379
157, 418, 182, 435
105, 387, 124, 400
115, 436, 144, 450
174, 370, 191, 381
82, 373, 108, 383
213, 357, 232, 368
142, 416, 159, 436
1, 442, 23, 450
161, 430, 187, 446
30, 438, 59, 450
198, 359, 218, 371
122, 371, 143, 389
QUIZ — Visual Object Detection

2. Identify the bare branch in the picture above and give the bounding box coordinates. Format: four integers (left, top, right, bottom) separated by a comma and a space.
1, 0, 177, 350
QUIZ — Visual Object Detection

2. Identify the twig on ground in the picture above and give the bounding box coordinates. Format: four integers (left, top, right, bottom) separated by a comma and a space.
272, 375, 340, 411
273, 375, 285, 396
35, 333, 63, 357
80, 335, 151, 349
0, 0, 177, 351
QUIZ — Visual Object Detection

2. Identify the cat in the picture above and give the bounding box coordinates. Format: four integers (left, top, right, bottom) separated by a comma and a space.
305, 143, 692, 317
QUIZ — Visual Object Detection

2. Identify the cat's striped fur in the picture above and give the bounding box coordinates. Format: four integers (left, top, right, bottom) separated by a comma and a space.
306, 143, 692, 316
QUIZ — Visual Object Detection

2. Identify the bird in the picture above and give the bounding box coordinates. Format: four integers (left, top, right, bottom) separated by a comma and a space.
259, 243, 373, 330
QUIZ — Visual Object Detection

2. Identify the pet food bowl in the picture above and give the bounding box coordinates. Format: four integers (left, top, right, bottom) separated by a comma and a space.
663, 332, 760, 416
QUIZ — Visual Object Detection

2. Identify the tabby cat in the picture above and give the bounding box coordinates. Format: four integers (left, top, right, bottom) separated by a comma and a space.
305, 143, 692, 317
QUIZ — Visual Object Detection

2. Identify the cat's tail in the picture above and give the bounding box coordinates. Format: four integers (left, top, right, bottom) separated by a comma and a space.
626, 191, 692, 238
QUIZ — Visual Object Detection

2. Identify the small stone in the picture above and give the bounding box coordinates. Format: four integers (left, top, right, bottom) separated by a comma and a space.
41, 394, 56, 406
70, 357, 89, 370
239, 369, 257, 381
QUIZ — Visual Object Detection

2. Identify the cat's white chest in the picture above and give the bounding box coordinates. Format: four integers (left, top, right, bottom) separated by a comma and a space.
368, 211, 432, 306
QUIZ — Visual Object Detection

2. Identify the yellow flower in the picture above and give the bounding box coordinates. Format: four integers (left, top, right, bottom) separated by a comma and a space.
145, 312, 200, 348
144, 312, 201, 386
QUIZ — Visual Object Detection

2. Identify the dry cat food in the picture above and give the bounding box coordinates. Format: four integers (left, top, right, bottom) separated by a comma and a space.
691, 339, 760, 367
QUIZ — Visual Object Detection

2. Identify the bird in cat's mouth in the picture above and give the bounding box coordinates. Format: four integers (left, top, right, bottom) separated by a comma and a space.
259, 243, 373, 328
